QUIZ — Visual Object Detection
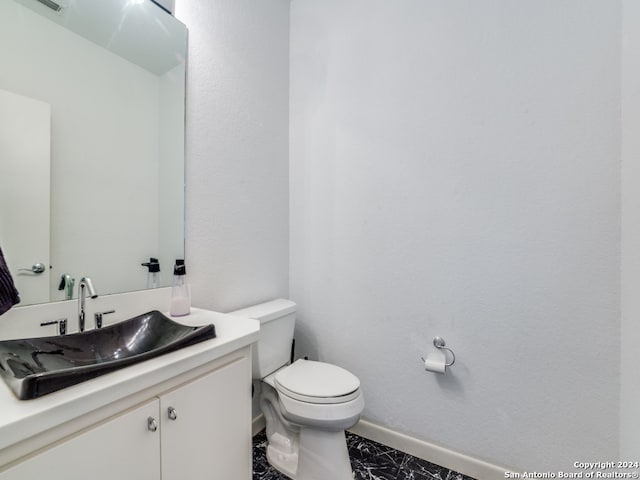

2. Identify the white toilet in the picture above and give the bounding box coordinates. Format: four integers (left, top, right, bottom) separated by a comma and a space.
232, 299, 364, 480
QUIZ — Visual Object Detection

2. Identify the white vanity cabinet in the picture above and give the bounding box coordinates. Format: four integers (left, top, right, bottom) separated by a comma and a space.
0, 399, 161, 480
160, 356, 252, 480
0, 355, 252, 480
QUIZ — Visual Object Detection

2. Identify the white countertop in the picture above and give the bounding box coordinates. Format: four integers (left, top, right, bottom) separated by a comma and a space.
0, 308, 259, 451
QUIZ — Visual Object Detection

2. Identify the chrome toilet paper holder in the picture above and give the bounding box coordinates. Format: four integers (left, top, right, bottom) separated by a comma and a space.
433, 336, 456, 366
421, 336, 456, 367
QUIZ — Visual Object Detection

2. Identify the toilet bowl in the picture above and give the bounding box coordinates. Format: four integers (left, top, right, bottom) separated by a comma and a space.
230, 300, 365, 480
260, 360, 364, 479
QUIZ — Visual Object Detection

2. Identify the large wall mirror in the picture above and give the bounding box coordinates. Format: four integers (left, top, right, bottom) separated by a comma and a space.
0, 0, 186, 306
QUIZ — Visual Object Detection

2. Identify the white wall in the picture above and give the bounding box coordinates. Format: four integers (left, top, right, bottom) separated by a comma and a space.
290, 0, 621, 472
621, 0, 640, 459
174, 0, 290, 312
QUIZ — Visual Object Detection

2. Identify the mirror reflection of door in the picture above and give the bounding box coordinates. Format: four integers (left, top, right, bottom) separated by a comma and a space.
0, 88, 51, 305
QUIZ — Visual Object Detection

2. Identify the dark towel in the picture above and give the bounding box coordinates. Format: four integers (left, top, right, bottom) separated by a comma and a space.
0, 247, 20, 315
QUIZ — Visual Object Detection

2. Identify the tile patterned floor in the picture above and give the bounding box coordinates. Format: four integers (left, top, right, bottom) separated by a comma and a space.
253, 430, 477, 480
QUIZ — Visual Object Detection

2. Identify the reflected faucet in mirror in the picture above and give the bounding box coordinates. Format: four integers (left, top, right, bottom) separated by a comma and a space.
78, 277, 97, 332
58, 274, 74, 301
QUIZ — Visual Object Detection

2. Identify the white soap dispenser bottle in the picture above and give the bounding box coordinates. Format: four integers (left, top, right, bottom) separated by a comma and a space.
170, 259, 191, 316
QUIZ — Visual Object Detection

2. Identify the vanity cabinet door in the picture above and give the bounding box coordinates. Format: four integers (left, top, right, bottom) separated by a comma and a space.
0, 399, 161, 480
160, 356, 252, 480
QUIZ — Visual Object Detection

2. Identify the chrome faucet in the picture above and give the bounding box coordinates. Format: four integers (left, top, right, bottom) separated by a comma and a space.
40, 318, 67, 335
94, 309, 115, 329
78, 277, 97, 332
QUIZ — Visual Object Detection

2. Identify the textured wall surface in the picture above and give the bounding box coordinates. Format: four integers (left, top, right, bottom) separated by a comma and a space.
289, 0, 621, 471
175, 0, 290, 312
621, 0, 640, 458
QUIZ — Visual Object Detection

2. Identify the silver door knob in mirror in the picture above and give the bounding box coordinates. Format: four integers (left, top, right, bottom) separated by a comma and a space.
19, 263, 46, 274
168, 406, 177, 421
147, 416, 158, 432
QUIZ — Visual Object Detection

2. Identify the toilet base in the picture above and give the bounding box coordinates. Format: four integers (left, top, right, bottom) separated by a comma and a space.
266, 431, 299, 478
297, 428, 354, 480
260, 382, 357, 480
266, 426, 354, 480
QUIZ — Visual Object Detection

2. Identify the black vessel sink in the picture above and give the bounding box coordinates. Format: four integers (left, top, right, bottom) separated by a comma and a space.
0, 311, 216, 400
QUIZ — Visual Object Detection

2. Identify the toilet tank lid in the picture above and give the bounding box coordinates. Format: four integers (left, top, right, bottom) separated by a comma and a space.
229, 299, 296, 324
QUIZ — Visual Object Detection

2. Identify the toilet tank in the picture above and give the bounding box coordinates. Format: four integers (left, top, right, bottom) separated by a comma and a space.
229, 299, 296, 379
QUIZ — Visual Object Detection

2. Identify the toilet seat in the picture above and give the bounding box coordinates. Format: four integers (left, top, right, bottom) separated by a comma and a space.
262, 359, 365, 430
274, 360, 360, 404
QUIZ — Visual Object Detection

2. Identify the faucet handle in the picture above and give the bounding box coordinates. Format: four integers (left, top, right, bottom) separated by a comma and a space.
94, 310, 115, 329
40, 318, 67, 335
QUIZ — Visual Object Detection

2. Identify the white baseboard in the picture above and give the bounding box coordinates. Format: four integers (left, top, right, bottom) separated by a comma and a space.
252, 414, 266, 436
348, 418, 510, 480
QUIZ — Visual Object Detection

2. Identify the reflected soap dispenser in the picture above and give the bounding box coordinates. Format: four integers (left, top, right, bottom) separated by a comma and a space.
141, 257, 161, 289
170, 259, 191, 317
